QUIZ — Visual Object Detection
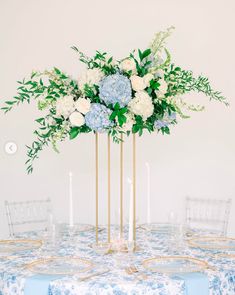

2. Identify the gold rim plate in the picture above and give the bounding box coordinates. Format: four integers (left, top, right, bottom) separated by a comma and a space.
188, 237, 235, 250
142, 256, 210, 274
25, 256, 93, 275
0, 239, 42, 253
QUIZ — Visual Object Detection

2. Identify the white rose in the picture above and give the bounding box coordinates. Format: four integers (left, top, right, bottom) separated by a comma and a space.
75, 98, 91, 115
78, 68, 104, 90
130, 75, 146, 91
120, 58, 136, 73
128, 90, 154, 121
69, 111, 85, 127
157, 79, 168, 96
143, 73, 154, 85
130, 74, 154, 92
56, 96, 75, 118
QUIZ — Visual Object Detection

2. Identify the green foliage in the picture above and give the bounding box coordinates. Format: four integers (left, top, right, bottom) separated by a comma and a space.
132, 115, 144, 135
1, 68, 80, 173
138, 48, 151, 61
70, 127, 79, 139
1, 68, 79, 113
69, 125, 91, 140
26, 114, 70, 173
109, 103, 127, 127
109, 128, 124, 144
130, 49, 152, 77
72, 46, 116, 75
165, 64, 228, 105
83, 85, 100, 103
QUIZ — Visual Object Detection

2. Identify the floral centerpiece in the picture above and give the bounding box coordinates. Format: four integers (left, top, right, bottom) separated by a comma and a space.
1, 27, 227, 173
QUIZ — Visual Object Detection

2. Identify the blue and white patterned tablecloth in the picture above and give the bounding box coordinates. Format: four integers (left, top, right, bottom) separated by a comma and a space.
0, 226, 235, 295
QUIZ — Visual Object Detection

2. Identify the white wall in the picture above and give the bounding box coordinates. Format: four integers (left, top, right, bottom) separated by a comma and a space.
0, 0, 234, 238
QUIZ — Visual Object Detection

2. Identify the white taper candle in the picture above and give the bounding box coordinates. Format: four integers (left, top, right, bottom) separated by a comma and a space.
69, 171, 74, 227
127, 177, 134, 242
145, 162, 151, 224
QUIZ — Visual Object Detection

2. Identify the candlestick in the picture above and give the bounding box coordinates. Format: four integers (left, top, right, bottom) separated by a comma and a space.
145, 162, 151, 224
127, 177, 133, 242
69, 171, 74, 227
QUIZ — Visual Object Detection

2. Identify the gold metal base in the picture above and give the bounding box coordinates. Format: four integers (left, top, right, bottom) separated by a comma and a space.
95, 133, 137, 246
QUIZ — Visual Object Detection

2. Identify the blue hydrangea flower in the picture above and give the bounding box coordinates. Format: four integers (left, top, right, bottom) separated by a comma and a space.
154, 112, 176, 129
85, 103, 113, 132
99, 74, 132, 107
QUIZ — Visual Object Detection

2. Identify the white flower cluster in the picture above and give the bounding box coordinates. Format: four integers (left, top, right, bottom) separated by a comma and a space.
119, 58, 136, 73
56, 96, 91, 127
56, 57, 168, 133
56, 96, 75, 118
78, 68, 104, 91
128, 90, 154, 121
130, 73, 154, 91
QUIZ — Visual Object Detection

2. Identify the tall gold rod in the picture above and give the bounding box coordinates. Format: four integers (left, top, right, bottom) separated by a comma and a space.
133, 133, 136, 242
120, 134, 124, 238
95, 133, 99, 244
108, 134, 111, 243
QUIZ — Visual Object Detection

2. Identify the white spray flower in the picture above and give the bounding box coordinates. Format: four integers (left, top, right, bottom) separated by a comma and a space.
78, 68, 104, 90
56, 96, 75, 118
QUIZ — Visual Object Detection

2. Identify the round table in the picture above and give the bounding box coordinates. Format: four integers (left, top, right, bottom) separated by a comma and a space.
0, 225, 235, 295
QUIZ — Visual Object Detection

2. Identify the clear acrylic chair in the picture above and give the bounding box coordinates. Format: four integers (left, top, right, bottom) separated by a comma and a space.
5, 198, 52, 237
185, 197, 232, 236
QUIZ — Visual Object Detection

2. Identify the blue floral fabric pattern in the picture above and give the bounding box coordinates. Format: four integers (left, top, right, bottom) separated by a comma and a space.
0, 226, 235, 295
99, 74, 132, 107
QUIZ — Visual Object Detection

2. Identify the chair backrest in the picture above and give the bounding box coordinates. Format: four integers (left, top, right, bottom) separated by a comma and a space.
185, 197, 232, 236
5, 198, 51, 237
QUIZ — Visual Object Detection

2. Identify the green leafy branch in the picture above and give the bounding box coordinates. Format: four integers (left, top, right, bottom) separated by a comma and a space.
109, 103, 128, 127
26, 115, 70, 173
165, 65, 228, 105
71, 46, 93, 67
109, 128, 124, 144
130, 48, 152, 77
69, 125, 91, 140
192, 76, 228, 105
1, 71, 45, 113
71, 46, 116, 75
1, 68, 79, 113
150, 26, 175, 56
